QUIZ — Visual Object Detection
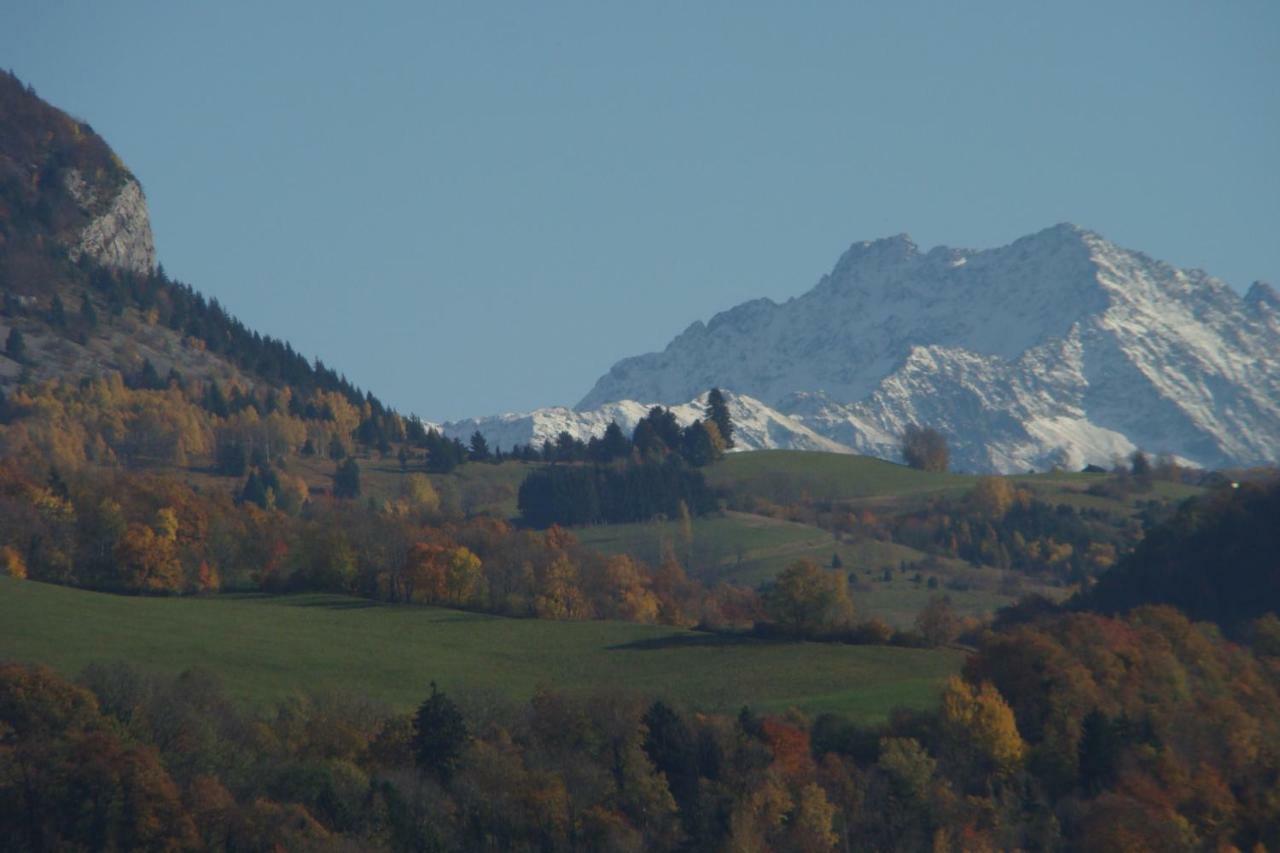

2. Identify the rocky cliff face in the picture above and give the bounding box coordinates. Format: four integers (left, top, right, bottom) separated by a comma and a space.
64, 170, 156, 275
578, 225, 1280, 472
1, 71, 156, 279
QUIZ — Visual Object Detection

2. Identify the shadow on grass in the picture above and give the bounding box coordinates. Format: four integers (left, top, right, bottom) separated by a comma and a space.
276, 597, 384, 611
608, 632, 774, 652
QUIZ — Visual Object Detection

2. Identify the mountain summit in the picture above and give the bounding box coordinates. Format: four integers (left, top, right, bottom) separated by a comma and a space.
578, 225, 1280, 472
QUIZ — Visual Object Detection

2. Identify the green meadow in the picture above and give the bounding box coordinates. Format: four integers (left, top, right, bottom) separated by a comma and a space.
0, 577, 963, 722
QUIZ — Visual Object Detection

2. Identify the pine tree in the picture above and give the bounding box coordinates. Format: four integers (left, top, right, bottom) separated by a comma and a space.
600, 420, 632, 461
413, 682, 468, 782
49, 294, 66, 328
334, 458, 361, 498
204, 381, 230, 418
4, 327, 26, 363
705, 388, 734, 449
80, 292, 98, 329
468, 430, 491, 462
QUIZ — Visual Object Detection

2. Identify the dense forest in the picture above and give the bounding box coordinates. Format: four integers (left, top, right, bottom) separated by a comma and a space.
1076, 478, 1280, 633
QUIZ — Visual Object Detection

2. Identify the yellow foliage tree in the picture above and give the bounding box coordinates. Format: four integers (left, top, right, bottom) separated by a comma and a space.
939, 676, 1026, 780
114, 521, 182, 593
969, 476, 1015, 519
765, 559, 854, 636
534, 555, 592, 620
598, 555, 660, 623
0, 545, 27, 579
196, 561, 221, 594
398, 473, 441, 516
445, 546, 484, 607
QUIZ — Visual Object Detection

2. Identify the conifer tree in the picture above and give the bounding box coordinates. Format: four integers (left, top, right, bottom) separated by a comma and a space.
4, 327, 26, 363
80, 292, 98, 329
413, 682, 468, 782
334, 458, 360, 498
705, 388, 734, 449
600, 420, 632, 461
49, 294, 66, 327
468, 430, 490, 462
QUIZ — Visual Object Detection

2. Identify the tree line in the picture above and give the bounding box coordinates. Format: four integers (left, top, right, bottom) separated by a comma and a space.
515, 394, 734, 527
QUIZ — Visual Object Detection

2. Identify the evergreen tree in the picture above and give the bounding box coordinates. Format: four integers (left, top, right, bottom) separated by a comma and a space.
137, 359, 163, 390
468, 430, 491, 462
705, 387, 734, 448
4, 327, 26, 363
334, 458, 361, 499
632, 419, 665, 460
80, 292, 98, 329
412, 682, 468, 782
48, 294, 66, 327
203, 381, 230, 418
214, 440, 248, 477
599, 420, 632, 461
680, 420, 719, 467
239, 469, 271, 509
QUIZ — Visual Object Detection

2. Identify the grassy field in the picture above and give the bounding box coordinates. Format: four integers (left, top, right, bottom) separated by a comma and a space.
707, 450, 974, 503
0, 577, 963, 723
574, 509, 1064, 626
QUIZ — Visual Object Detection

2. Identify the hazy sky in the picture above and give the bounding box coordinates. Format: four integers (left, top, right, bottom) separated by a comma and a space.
4, 2, 1277, 420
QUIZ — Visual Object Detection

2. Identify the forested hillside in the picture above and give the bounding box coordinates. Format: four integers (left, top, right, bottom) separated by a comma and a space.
1076, 477, 1280, 632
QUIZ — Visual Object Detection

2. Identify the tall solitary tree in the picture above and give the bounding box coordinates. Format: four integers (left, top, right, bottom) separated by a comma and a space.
705, 388, 734, 449
902, 425, 950, 472
334, 458, 361, 499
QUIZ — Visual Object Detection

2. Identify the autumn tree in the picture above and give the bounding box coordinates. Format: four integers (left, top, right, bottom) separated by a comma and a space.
938, 676, 1025, 785
969, 475, 1015, 519
397, 472, 440, 517
112, 509, 183, 593
914, 595, 960, 647
0, 544, 27, 578
901, 425, 949, 472
765, 559, 855, 636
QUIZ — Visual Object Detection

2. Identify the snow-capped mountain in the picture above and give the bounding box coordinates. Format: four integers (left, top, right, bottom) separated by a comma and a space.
577, 224, 1280, 472
439, 392, 850, 455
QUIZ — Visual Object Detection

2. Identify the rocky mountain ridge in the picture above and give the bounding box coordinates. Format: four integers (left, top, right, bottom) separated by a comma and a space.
576, 225, 1280, 472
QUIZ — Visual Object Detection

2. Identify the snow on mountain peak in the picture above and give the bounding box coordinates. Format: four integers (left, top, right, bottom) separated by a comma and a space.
439, 391, 850, 456
576, 226, 1280, 472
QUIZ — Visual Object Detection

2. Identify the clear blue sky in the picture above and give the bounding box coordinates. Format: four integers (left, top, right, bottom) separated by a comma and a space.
4, 2, 1277, 420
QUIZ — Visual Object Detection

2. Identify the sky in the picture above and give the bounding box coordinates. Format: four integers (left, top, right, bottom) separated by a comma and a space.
3, 2, 1277, 420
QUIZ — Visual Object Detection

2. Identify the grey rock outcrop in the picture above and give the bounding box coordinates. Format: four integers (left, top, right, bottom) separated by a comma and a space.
64, 169, 156, 275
